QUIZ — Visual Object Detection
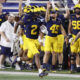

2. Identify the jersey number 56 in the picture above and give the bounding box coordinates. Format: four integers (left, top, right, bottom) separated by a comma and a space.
72, 21, 80, 30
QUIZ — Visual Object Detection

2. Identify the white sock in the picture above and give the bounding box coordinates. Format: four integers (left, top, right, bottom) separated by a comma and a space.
0, 64, 4, 67
76, 65, 80, 67
17, 57, 21, 62
29, 63, 32, 66
15, 63, 21, 70
15, 63, 20, 68
38, 68, 43, 74
22, 61, 25, 64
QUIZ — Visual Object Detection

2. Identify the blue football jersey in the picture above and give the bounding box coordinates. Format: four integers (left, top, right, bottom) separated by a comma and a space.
20, 14, 32, 35
21, 14, 42, 39
70, 14, 80, 35
45, 18, 62, 37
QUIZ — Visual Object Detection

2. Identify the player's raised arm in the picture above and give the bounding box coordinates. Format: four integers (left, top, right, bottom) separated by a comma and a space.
45, 2, 51, 22
19, 0, 23, 17
64, 5, 70, 18
79, 0, 80, 3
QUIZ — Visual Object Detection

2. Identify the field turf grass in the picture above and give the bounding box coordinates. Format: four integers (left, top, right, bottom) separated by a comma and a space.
0, 68, 80, 80
0, 74, 80, 80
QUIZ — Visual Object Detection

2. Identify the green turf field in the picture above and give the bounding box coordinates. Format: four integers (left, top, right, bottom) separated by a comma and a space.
0, 74, 80, 80
0, 69, 80, 80
0, 68, 80, 74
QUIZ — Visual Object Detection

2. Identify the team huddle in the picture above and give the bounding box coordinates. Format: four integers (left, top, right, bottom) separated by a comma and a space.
0, 0, 80, 78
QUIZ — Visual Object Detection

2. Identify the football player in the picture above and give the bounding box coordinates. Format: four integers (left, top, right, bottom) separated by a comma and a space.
43, 2, 68, 72
68, 4, 80, 72
13, 6, 48, 77
54, 6, 70, 71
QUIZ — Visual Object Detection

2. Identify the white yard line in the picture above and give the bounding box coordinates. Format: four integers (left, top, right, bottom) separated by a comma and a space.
0, 71, 80, 78
7, 1, 48, 3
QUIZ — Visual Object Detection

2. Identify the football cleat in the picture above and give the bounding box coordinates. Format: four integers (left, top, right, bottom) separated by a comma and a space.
0, 65, 6, 69
15, 64, 21, 70
70, 69, 76, 74
39, 72, 48, 78
58, 67, 63, 71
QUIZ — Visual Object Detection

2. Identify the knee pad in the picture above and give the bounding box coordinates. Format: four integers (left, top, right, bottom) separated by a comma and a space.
70, 54, 76, 61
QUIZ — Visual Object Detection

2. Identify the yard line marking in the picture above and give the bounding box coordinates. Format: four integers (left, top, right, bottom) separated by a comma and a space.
0, 71, 80, 78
